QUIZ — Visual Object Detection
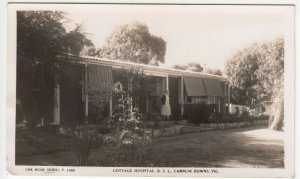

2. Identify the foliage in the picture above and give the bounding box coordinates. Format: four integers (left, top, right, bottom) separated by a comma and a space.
64, 24, 94, 55
80, 45, 102, 56
105, 68, 152, 165
68, 125, 102, 166
225, 38, 284, 130
100, 21, 166, 65
183, 103, 268, 124
17, 11, 92, 61
255, 38, 284, 97
183, 103, 214, 124
225, 38, 284, 106
17, 11, 93, 125
225, 43, 260, 105
114, 67, 157, 97
215, 114, 269, 124
173, 62, 222, 76
113, 67, 158, 115
173, 62, 203, 72
205, 68, 223, 76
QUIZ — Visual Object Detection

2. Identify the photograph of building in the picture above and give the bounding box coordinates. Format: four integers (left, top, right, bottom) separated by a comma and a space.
49, 54, 229, 126
8, 4, 293, 176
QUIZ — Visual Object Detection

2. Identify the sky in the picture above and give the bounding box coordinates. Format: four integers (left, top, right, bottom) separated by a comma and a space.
64, 5, 285, 72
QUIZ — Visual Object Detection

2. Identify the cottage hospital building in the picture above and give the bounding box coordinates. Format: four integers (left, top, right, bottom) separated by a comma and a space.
51, 55, 230, 125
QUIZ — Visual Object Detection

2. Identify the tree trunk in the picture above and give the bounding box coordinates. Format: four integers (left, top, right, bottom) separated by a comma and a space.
269, 94, 284, 131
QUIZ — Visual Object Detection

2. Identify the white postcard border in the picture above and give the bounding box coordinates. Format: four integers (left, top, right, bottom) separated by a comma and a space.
4, 2, 296, 178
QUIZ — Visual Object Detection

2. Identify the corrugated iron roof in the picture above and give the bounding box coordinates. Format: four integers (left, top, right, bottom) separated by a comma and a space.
56, 54, 228, 81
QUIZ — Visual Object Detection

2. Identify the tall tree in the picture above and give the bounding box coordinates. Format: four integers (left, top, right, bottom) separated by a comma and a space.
17, 11, 92, 124
256, 38, 284, 130
225, 38, 284, 130
225, 43, 260, 105
100, 21, 166, 65
255, 38, 284, 97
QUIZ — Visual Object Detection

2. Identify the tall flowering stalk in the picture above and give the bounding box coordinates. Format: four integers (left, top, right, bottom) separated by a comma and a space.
107, 68, 152, 164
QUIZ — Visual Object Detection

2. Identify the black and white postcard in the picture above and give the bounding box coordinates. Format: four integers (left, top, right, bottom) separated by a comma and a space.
4, 1, 295, 178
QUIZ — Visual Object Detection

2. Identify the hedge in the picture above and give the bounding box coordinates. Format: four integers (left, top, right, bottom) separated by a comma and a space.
183, 103, 269, 124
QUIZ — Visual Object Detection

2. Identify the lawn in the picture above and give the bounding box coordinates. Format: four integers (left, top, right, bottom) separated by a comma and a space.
146, 126, 284, 168
16, 126, 284, 168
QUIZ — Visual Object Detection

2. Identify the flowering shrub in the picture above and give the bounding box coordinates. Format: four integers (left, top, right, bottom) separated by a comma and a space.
106, 69, 152, 165
114, 127, 151, 163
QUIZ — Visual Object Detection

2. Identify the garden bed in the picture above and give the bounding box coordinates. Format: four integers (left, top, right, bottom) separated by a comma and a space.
150, 125, 183, 137
197, 120, 269, 129
146, 119, 269, 137
141, 120, 187, 128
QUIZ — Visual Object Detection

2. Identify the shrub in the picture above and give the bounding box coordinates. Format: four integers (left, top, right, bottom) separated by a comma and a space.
183, 103, 269, 124
107, 95, 152, 165
240, 111, 250, 120
183, 103, 214, 124
148, 113, 161, 121
68, 124, 102, 166
213, 114, 269, 123
218, 114, 241, 123
104, 70, 152, 166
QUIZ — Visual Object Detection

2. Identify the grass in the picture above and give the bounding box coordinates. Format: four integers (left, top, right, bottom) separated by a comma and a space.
146, 126, 283, 168
15, 127, 74, 157
16, 126, 284, 168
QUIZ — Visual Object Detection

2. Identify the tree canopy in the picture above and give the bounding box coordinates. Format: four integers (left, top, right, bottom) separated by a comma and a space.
17, 11, 93, 124
255, 39, 284, 96
173, 62, 203, 72
100, 21, 166, 66
225, 38, 284, 106
172, 62, 222, 76
17, 11, 92, 61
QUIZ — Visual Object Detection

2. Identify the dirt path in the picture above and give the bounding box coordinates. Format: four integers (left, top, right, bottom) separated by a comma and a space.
16, 126, 284, 168
147, 126, 284, 168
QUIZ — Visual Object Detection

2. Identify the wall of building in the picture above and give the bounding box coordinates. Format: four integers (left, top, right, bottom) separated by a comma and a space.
229, 104, 248, 115
56, 56, 230, 124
